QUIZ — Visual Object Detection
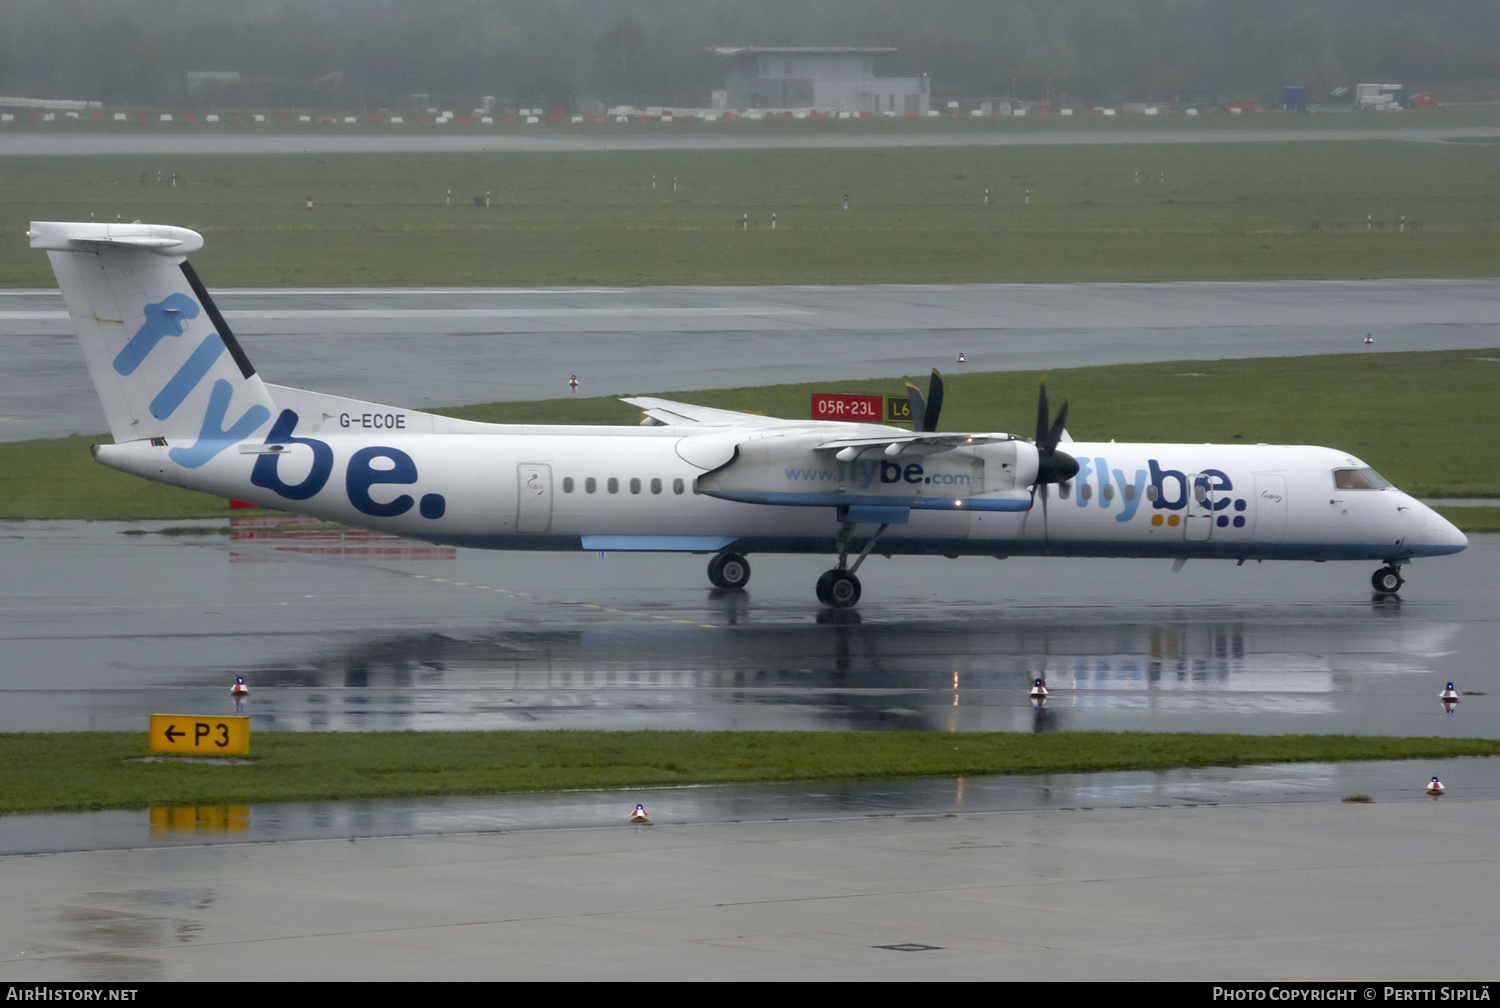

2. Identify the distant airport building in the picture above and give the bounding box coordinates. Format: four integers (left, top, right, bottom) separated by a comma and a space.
1355, 83, 1408, 110
185, 71, 242, 95
710, 47, 929, 116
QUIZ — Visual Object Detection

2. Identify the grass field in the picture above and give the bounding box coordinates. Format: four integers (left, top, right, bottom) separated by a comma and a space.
4, 730, 1497, 814
3, 349, 1495, 523
4, 137, 1498, 287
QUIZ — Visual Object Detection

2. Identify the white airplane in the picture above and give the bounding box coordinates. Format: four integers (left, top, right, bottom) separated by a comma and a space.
30, 220, 1467, 607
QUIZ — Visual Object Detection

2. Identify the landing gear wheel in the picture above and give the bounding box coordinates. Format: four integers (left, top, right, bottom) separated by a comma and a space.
815, 569, 862, 608
707, 552, 751, 590
1371, 566, 1404, 594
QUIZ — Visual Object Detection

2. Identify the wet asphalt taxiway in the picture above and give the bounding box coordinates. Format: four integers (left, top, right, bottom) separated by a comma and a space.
3, 519, 1496, 739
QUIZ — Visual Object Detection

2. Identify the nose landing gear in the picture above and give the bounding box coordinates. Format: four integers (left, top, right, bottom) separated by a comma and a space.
1371, 564, 1405, 594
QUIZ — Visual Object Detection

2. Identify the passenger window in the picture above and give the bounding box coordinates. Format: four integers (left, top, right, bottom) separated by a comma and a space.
607, 477, 619, 494
673, 478, 685, 494
651, 478, 662, 495
585, 477, 596, 494
562, 477, 574, 493
1124, 484, 1135, 501
1079, 484, 1092, 501
1059, 482, 1071, 500
1102, 484, 1115, 501
629, 477, 641, 495
1146, 485, 1158, 501
1194, 484, 1207, 502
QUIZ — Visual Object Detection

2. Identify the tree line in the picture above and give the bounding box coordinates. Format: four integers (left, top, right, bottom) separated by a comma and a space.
2, 0, 1495, 111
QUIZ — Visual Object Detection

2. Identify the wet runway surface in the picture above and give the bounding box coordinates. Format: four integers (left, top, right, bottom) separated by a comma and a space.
4, 519, 1495, 739
5, 786, 1498, 981
4, 280, 1498, 440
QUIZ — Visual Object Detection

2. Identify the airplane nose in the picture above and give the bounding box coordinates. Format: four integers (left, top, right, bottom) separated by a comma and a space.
1420, 504, 1468, 555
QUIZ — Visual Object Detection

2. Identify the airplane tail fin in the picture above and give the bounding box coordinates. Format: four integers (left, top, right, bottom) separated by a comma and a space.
30, 222, 276, 468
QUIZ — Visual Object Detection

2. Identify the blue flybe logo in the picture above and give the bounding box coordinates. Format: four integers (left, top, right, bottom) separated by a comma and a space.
114, 293, 270, 468
1075, 457, 1248, 527
249, 410, 447, 520
784, 460, 970, 488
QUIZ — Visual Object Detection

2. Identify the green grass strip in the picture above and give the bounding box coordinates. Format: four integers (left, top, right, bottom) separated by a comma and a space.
3, 730, 1497, 814
5, 137, 1500, 287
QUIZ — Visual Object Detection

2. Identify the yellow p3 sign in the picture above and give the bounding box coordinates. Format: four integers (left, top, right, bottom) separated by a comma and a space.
149, 714, 250, 756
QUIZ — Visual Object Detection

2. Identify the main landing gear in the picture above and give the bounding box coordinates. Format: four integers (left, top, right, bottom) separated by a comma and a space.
707, 551, 751, 590
815, 513, 891, 609
1371, 563, 1405, 595
816, 568, 861, 608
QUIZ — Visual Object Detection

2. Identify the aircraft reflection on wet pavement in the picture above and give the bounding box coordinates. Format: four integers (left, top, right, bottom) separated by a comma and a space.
6, 516, 1491, 737
227, 610, 1461, 735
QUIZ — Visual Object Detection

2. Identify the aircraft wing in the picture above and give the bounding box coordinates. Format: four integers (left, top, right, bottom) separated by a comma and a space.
817, 432, 1012, 458
623, 397, 803, 429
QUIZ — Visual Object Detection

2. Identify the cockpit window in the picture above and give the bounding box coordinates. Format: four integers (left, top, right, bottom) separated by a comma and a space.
1333, 467, 1391, 490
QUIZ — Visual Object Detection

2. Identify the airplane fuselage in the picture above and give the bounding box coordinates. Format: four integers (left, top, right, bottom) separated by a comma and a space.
95, 413, 1463, 564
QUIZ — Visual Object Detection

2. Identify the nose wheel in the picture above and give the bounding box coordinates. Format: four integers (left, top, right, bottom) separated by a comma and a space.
1371, 565, 1404, 594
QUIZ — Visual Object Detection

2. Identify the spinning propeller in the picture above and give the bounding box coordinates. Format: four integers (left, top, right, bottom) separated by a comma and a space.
1030, 380, 1079, 541
905, 371, 1077, 538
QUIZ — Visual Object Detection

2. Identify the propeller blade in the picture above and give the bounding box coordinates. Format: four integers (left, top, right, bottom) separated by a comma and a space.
904, 381, 926, 432
1031, 378, 1080, 488
1039, 482, 1050, 547
1036, 381, 1051, 448
923, 369, 944, 432
1046, 399, 1070, 451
